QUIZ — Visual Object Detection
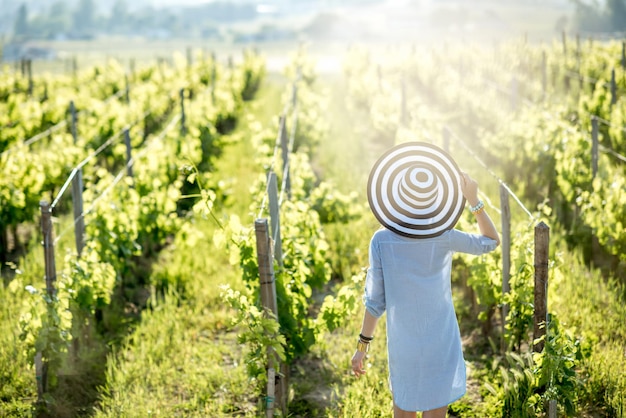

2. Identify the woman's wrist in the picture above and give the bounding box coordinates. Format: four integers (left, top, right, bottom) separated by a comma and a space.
469, 200, 485, 215
356, 333, 373, 352
466, 196, 479, 207
356, 339, 369, 353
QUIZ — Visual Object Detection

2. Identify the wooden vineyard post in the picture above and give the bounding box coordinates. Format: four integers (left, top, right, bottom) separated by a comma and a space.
266, 367, 276, 418
291, 72, 298, 108
254, 219, 287, 415
38, 201, 58, 401
129, 58, 136, 80
41, 204, 57, 297
267, 171, 283, 265
279, 115, 291, 199
69, 100, 78, 144
548, 399, 557, 418
591, 116, 599, 178
499, 184, 511, 352
289, 72, 299, 161
69, 110, 85, 256
533, 221, 550, 353
590, 116, 600, 264
124, 73, 130, 104
27, 59, 33, 96
124, 128, 134, 179
622, 42, 626, 69
180, 88, 187, 136
71, 168, 85, 256
611, 68, 617, 106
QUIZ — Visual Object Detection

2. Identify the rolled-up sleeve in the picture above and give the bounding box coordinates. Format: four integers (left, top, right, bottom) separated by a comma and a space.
364, 235, 386, 318
449, 229, 498, 255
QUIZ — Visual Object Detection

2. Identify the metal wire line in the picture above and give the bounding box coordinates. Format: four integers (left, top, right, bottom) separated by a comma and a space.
449, 61, 626, 165
1, 89, 130, 157
52, 113, 181, 246
444, 127, 536, 220
49, 110, 153, 211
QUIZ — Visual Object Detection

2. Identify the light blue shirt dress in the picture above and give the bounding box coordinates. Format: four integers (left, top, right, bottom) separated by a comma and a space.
364, 227, 498, 411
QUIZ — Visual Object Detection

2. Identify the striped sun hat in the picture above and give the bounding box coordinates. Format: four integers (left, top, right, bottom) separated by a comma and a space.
367, 141, 466, 238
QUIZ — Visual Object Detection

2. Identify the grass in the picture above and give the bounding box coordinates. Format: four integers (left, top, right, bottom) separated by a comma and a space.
0, 230, 66, 417
0, 278, 37, 417
92, 72, 286, 416
3, 36, 625, 417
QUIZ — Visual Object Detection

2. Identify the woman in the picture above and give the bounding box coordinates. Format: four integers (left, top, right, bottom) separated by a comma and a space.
351, 142, 500, 418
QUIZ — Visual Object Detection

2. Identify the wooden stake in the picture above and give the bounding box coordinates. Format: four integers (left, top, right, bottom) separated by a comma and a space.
180, 88, 186, 136
266, 367, 276, 418
548, 399, 557, 418
254, 219, 286, 415
35, 351, 44, 402
40, 201, 57, 297
38, 200, 57, 400
591, 116, 599, 178
267, 171, 283, 265
533, 222, 550, 353
279, 115, 291, 198
124, 128, 134, 178
500, 184, 511, 351
611, 68, 617, 105
71, 168, 85, 256
70, 101, 78, 144
27, 59, 33, 96
125, 73, 130, 104
255, 219, 278, 317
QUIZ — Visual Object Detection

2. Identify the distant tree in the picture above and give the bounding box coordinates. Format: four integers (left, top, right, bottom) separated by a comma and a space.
73, 0, 95, 35
110, 0, 130, 32
13, 3, 29, 39
47, 1, 71, 37
607, 0, 626, 31
571, 0, 626, 32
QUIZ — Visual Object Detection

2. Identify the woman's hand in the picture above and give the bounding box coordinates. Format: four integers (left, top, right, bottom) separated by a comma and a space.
351, 350, 367, 377
460, 171, 479, 207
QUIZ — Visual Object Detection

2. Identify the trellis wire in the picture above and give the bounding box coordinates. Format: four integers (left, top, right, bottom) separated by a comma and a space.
52, 113, 181, 246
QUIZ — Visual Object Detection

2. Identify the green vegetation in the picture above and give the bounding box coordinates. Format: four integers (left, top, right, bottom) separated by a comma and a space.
2, 35, 626, 418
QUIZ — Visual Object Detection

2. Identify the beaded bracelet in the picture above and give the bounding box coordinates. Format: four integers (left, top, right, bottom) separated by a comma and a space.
470, 200, 485, 215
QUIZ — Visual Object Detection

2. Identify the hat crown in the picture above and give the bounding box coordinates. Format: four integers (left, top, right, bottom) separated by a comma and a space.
367, 142, 465, 239
400, 164, 438, 201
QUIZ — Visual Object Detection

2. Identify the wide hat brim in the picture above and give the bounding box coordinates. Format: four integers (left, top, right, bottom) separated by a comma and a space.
367, 141, 466, 238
